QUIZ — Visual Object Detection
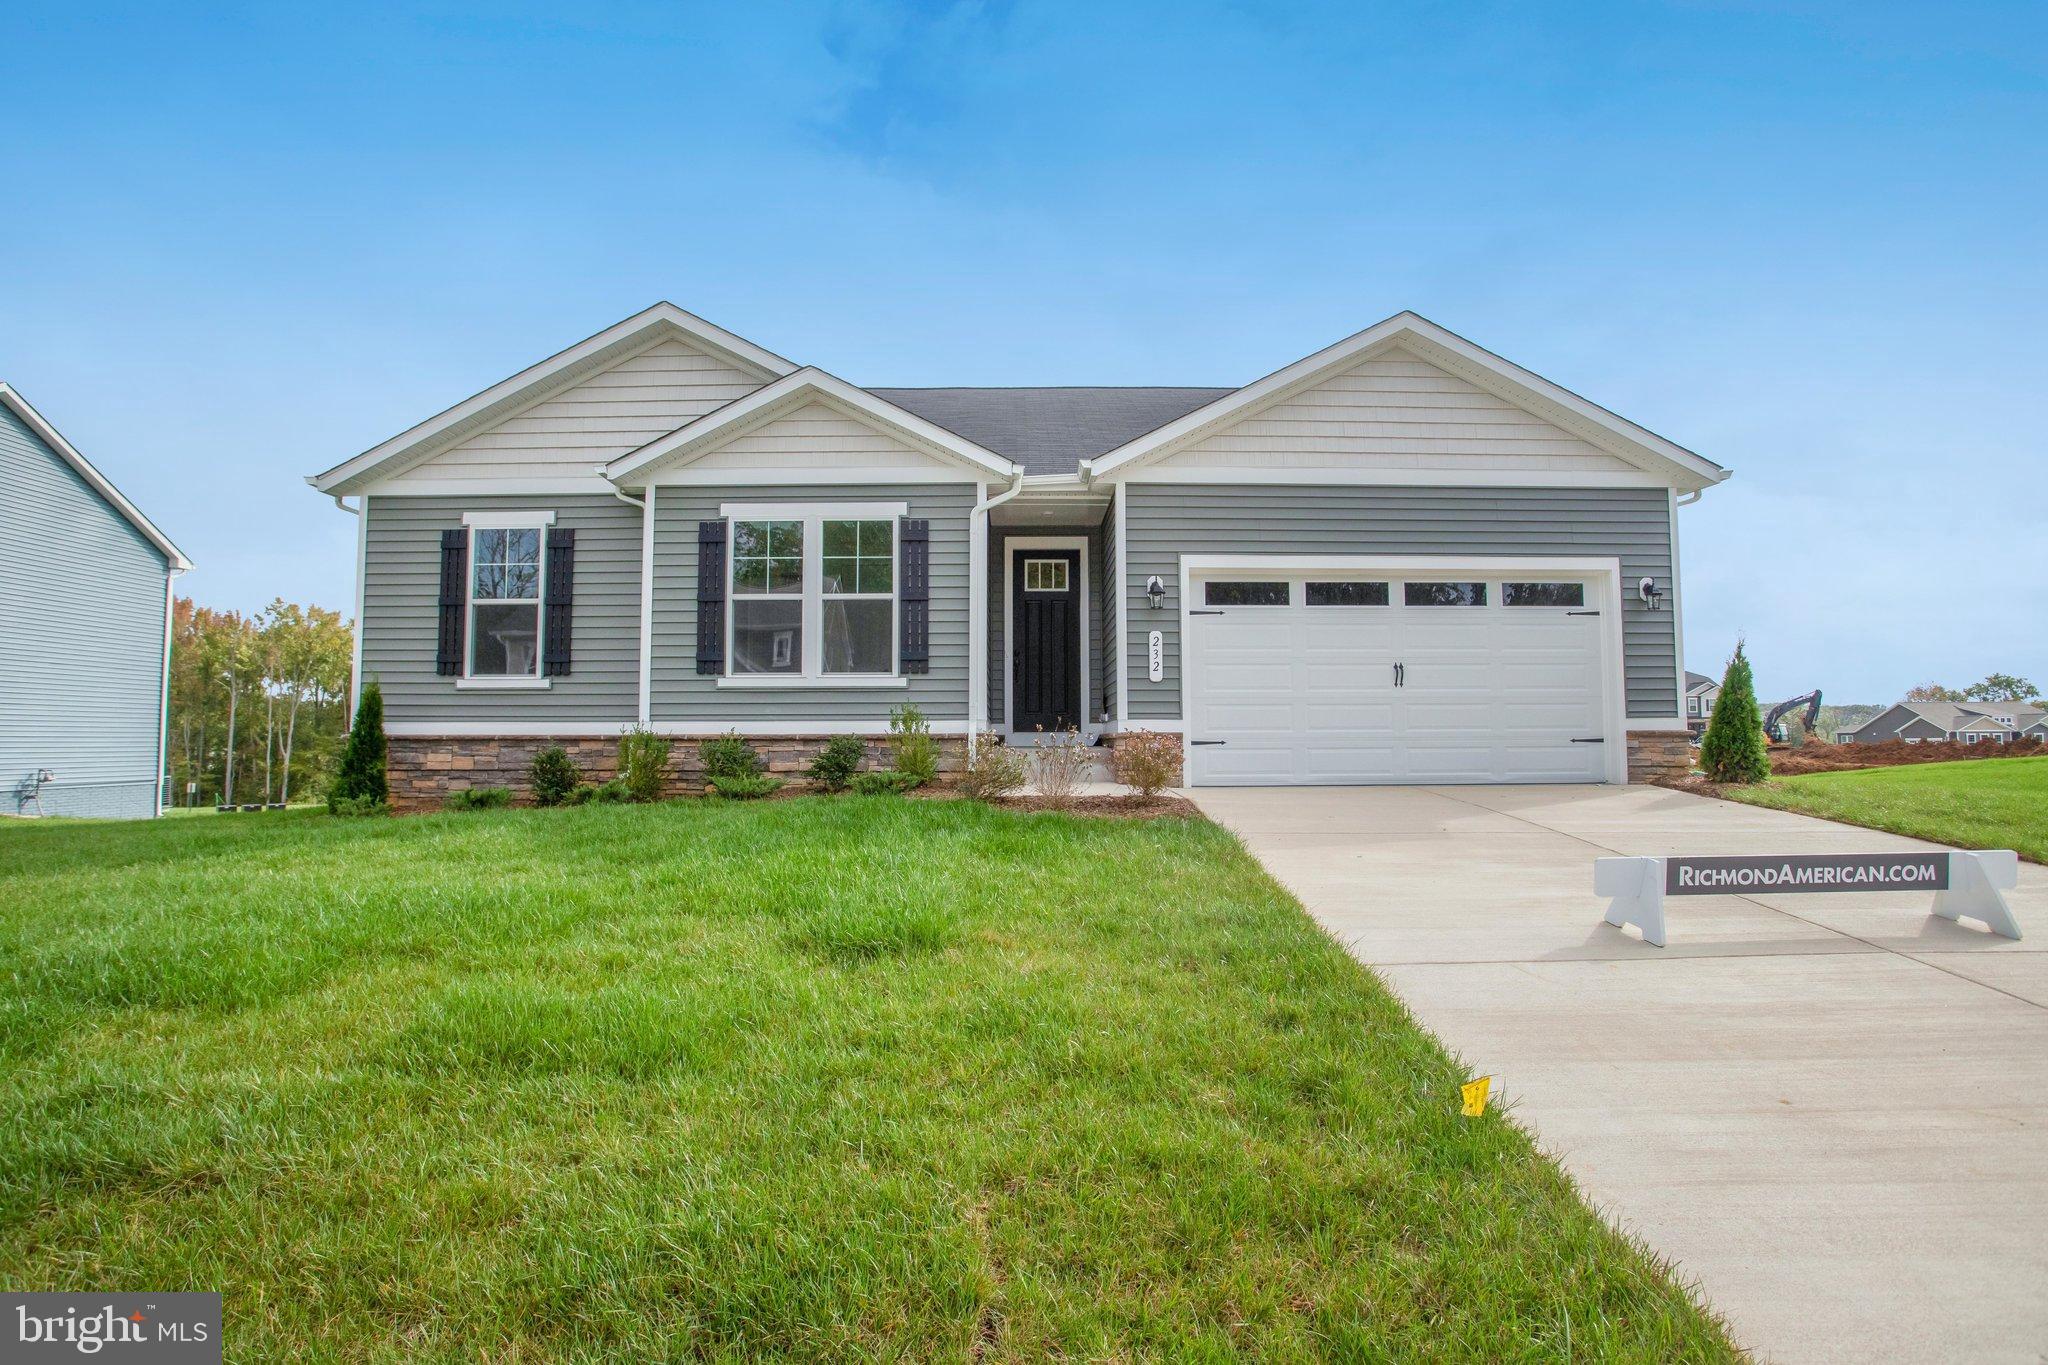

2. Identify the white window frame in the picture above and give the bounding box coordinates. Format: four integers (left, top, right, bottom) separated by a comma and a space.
457, 509, 554, 690
718, 501, 909, 689
1023, 558, 1070, 593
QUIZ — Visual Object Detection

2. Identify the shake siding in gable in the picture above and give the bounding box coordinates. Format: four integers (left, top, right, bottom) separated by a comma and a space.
651, 483, 975, 725
388, 339, 764, 486
1121, 484, 1679, 721
0, 404, 169, 818
361, 494, 642, 726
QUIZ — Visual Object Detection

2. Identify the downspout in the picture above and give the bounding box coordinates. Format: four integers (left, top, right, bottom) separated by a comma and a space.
157, 563, 188, 814
968, 472, 1027, 743
609, 480, 652, 726
330, 494, 365, 715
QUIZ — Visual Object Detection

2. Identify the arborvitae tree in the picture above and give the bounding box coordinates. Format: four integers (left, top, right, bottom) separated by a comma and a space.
1700, 643, 1769, 784
329, 677, 388, 809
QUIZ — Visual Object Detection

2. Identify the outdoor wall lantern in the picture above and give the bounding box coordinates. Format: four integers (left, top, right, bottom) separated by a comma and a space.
1145, 575, 1166, 608
1637, 576, 1665, 611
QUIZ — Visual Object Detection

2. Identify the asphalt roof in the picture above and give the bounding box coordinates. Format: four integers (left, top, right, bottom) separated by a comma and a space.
1685, 670, 1717, 691
866, 386, 1235, 476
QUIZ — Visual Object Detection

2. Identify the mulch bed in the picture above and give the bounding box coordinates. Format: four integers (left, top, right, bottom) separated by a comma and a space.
1767, 737, 2045, 776
989, 793, 1203, 820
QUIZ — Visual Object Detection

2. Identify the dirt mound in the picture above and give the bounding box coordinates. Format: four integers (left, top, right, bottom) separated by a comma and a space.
1770, 737, 2046, 775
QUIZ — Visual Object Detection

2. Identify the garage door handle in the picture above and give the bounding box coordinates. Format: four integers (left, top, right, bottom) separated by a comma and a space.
1188, 740, 1227, 746
1571, 737, 1605, 743
1567, 610, 1601, 616
1189, 609, 1226, 616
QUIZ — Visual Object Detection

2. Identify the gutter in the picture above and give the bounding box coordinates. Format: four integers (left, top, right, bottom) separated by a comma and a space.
968, 472, 1027, 743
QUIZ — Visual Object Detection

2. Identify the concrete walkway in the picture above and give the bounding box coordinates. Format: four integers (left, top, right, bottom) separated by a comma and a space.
1191, 784, 2048, 1365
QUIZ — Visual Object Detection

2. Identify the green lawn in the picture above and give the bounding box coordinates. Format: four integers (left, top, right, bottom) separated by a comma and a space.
1, 800, 1732, 1361
1724, 755, 2048, 863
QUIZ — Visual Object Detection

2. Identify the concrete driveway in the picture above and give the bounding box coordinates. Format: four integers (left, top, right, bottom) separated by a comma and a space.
1192, 783, 2048, 1365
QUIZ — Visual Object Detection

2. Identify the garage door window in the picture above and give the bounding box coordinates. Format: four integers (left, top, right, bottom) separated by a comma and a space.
1403, 581, 1487, 607
1306, 581, 1389, 607
1503, 581, 1585, 607
1204, 581, 1290, 606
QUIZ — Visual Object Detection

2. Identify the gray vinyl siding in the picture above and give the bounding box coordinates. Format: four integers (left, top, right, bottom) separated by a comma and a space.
361, 494, 641, 726
987, 523, 1109, 729
1897, 718, 1947, 741
1121, 483, 1679, 721
651, 483, 974, 724
1, 404, 169, 819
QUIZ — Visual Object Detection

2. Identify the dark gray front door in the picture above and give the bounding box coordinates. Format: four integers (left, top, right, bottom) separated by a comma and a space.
1011, 549, 1081, 732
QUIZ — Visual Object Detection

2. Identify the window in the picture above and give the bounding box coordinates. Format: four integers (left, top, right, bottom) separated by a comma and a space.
1023, 558, 1069, 593
1306, 581, 1389, 607
1204, 581, 1289, 606
1687, 697, 1700, 717
1503, 581, 1585, 607
469, 525, 544, 677
1403, 581, 1486, 607
732, 519, 804, 675
727, 507, 900, 679
822, 519, 893, 675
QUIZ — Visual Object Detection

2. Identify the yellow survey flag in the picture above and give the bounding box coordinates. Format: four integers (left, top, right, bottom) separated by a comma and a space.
1460, 1076, 1491, 1117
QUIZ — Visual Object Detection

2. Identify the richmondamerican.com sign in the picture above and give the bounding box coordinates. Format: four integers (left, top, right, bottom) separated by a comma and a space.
1664, 852, 1951, 896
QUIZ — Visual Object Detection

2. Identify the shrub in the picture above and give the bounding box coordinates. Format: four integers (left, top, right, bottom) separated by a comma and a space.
326, 795, 387, 818
529, 746, 582, 807
958, 733, 1027, 801
446, 786, 513, 811
808, 735, 867, 792
586, 779, 632, 804
849, 770, 920, 796
710, 774, 785, 800
328, 677, 388, 811
1030, 727, 1091, 810
889, 704, 939, 786
617, 726, 673, 803
1700, 642, 1770, 784
1109, 730, 1182, 797
699, 730, 762, 781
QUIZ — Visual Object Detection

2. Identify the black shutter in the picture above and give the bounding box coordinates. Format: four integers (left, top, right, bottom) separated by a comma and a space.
436, 529, 467, 676
900, 517, 930, 675
696, 520, 726, 675
543, 527, 575, 676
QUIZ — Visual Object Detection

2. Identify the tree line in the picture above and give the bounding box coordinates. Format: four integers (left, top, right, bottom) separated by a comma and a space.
167, 598, 353, 807
1903, 674, 2039, 704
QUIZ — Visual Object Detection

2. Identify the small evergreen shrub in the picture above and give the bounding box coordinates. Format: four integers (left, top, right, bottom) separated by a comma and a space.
617, 727, 673, 803
710, 774, 785, 800
328, 677, 388, 812
587, 779, 632, 804
326, 795, 387, 818
808, 735, 867, 791
529, 746, 582, 807
1700, 642, 1770, 784
850, 770, 920, 796
446, 786, 513, 811
958, 733, 1027, 801
699, 731, 763, 781
889, 705, 938, 786
1109, 730, 1182, 797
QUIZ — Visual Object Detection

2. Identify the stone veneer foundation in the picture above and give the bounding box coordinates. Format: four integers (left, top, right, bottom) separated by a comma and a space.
386, 734, 967, 812
1624, 729, 1694, 784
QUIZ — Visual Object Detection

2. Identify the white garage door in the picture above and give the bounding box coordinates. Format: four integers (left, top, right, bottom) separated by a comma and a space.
1185, 571, 1613, 786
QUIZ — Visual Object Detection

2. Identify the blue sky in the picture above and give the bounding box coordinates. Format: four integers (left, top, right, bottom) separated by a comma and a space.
3, 1, 2042, 703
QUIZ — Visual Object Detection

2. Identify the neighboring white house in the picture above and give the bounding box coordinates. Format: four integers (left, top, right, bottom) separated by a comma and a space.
1, 384, 190, 817
1835, 699, 2046, 746
1684, 669, 1719, 735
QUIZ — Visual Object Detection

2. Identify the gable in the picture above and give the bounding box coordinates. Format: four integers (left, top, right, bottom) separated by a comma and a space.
1141, 346, 1645, 480
674, 400, 961, 481
386, 338, 764, 489
0, 385, 187, 569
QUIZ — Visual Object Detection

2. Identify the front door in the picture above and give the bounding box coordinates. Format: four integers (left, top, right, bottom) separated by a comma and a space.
1011, 549, 1081, 733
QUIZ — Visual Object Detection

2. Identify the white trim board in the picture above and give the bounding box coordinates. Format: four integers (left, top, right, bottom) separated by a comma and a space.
1001, 535, 1093, 740
1174, 553, 1629, 786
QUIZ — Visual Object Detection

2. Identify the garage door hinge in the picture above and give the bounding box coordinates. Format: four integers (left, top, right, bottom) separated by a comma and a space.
1571, 737, 1605, 743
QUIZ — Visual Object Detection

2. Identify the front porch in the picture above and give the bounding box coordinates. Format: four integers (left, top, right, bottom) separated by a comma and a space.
985, 490, 1116, 743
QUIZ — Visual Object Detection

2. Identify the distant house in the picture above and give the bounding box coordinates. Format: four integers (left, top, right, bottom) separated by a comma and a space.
1, 385, 189, 817
1835, 699, 2046, 746
1684, 670, 1720, 735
